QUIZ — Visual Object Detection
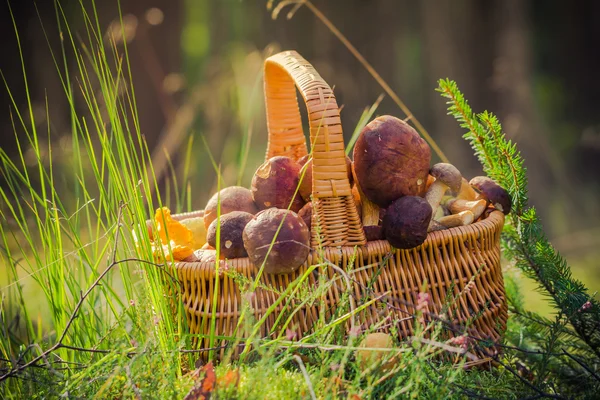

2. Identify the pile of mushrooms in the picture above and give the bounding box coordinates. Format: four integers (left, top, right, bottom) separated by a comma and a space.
147, 114, 511, 270
353, 115, 511, 250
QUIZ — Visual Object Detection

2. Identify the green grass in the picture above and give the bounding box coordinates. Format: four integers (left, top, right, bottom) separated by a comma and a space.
1, 1, 599, 398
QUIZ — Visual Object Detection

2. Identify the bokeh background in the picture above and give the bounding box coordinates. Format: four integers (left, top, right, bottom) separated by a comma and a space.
2, 0, 600, 312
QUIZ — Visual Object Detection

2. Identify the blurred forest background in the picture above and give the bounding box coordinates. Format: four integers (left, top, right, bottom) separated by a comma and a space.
1, 0, 600, 312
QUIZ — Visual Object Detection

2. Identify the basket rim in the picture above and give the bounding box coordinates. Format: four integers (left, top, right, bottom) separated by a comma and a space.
170, 209, 505, 272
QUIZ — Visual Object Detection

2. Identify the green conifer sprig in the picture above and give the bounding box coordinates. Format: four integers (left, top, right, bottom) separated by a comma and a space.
437, 79, 600, 358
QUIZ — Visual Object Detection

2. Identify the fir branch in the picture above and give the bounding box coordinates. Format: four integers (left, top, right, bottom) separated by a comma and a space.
437, 79, 600, 359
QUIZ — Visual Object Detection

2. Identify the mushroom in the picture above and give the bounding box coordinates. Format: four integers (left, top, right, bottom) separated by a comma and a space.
297, 202, 313, 231
435, 210, 474, 229
447, 198, 488, 220
382, 196, 432, 249
242, 208, 310, 274
424, 163, 462, 223
203, 186, 258, 230
355, 333, 395, 371
207, 211, 254, 259
298, 155, 353, 202
469, 176, 512, 215
353, 115, 431, 208
251, 156, 305, 212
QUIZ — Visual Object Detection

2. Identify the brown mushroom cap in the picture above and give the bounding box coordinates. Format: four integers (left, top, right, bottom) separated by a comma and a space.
469, 176, 512, 215
203, 186, 258, 230
251, 156, 305, 212
355, 333, 395, 371
242, 208, 310, 274
298, 156, 353, 202
363, 225, 384, 241
353, 115, 431, 207
207, 211, 254, 259
382, 196, 432, 249
297, 202, 313, 231
430, 163, 462, 195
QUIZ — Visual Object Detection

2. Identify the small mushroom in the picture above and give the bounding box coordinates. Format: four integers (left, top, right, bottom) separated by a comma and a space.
382, 196, 432, 249
469, 176, 512, 215
203, 186, 258, 230
424, 163, 462, 224
207, 211, 254, 259
297, 202, 313, 231
242, 208, 310, 274
363, 225, 385, 241
355, 333, 395, 371
448, 198, 488, 220
427, 220, 446, 232
436, 210, 474, 229
251, 156, 305, 212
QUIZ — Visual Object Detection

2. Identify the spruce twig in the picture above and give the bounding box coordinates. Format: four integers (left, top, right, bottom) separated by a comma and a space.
437, 79, 600, 359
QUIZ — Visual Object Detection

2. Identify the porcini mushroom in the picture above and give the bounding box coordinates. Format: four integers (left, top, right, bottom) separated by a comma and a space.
242, 208, 310, 274
469, 176, 512, 215
424, 163, 462, 223
382, 196, 432, 249
203, 186, 259, 230
207, 211, 254, 259
436, 210, 474, 229
448, 198, 488, 220
355, 332, 395, 371
353, 115, 431, 207
297, 202, 313, 231
251, 156, 305, 212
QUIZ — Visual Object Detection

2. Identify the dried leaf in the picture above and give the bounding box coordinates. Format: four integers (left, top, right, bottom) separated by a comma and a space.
183, 362, 216, 400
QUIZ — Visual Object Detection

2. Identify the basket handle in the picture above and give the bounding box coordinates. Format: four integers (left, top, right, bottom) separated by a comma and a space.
264, 51, 366, 247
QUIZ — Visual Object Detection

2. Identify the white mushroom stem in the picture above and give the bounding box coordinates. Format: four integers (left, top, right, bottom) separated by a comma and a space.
436, 210, 474, 229
447, 199, 487, 220
428, 220, 445, 232
424, 181, 449, 222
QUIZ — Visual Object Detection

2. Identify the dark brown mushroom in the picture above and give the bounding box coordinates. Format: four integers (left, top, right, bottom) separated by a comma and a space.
203, 186, 258, 230
207, 211, 254, 259
251, 156, 305, 212
242, 208, 310, 274
353, 115, 431, 207
382, 196, 432, 249
297, 202, 313, 231
469, 176, 512, 215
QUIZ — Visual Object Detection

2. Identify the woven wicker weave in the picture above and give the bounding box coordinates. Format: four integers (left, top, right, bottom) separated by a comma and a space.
164, 51, 507, 361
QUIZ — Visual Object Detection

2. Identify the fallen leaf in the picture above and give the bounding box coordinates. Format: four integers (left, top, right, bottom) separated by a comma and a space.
183, 362, 216, 400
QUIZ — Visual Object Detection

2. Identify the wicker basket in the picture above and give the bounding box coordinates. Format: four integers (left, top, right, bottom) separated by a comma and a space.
164, 51, 507, 361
